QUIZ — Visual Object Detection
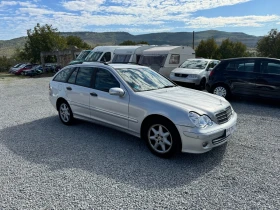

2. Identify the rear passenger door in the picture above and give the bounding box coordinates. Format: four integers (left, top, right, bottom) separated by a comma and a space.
256, 59, 280, 99
65, 67, 95, 119
223, 59, 258, 96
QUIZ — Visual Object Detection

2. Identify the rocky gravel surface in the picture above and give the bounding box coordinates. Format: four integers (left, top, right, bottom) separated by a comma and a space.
0, 77, 279, 209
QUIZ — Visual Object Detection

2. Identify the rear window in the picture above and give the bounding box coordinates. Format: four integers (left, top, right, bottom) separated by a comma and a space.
225, 60, 255, 72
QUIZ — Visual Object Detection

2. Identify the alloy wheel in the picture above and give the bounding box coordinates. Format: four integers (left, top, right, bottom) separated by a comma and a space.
59, 103, 71, 123
213, 86, 227, 98
148, 124, 173, 154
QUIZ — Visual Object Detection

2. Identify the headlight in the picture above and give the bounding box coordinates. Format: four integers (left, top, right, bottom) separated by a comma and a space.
188, 74, 199, 79
188, 112, 213, 128
170, 72, 175, 77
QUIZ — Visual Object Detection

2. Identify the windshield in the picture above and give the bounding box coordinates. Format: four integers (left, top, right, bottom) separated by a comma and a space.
180, 60, 209, 69
116, 67, 175, 92
76, 51, 91, 60
112, 54, 132, 63
84, 51, 103, 62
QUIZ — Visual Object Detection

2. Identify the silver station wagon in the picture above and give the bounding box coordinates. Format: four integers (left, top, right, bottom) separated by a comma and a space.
49, 63, 237, 158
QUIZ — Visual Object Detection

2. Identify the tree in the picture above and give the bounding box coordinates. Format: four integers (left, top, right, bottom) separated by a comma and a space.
65, 35, 91, 49
217, 38, 247, 59
195, 38, 218, 59
23, 23, 67, 63
256, 29, 280, 58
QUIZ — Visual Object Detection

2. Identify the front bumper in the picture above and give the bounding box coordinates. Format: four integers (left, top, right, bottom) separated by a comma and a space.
170, 75, 201, 85
176, 112, 237, 153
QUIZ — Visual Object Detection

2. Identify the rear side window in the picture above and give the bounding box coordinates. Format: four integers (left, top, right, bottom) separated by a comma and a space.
261, 61, 280, 75
75, 67, 95, 87
169, 54, 180, 64
225, 60, 255, 72
53, 68, 74, 82
67, 69, 78, 84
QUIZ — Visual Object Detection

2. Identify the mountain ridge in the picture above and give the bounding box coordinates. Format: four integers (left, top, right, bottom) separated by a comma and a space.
0, 30, 261, 57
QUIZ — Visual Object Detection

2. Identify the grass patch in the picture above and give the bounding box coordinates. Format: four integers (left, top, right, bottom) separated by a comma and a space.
0, 72, 54, 82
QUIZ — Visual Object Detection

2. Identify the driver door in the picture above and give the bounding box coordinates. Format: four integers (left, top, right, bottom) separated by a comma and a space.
89, 68, 129, 130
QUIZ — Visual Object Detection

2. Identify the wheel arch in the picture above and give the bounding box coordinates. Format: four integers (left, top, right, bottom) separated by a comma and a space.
56, 97, 68, 111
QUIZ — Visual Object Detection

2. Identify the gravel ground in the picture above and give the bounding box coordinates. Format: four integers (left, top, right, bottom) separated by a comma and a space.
0, 77, 279, 209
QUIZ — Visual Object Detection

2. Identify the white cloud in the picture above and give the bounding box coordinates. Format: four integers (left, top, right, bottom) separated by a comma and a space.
185, 15, 280, 28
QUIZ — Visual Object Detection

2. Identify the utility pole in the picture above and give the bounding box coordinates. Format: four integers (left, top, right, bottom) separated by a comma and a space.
192, 31, 195, 49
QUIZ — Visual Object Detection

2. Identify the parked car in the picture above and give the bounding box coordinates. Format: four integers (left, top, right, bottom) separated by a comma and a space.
68, 50, 92, 65
14, 64, 34, 75
206, 57, 280, 99
22, 65, 43, 76
49, 63, 237, 158
9, 63, 23, 73
170, 59, 220, 90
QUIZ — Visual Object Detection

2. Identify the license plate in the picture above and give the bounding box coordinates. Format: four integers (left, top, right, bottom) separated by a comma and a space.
226, 124, 236, 137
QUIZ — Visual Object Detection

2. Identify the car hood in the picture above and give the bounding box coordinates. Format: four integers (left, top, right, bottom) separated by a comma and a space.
171, 68, 205, 74
139, 86, 230, 114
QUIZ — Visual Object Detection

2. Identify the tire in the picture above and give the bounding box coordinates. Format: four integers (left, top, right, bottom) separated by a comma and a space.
58, 101, 74, 125
211, 84, 231, 99
143, 118, 181, 158
198, 78, 206, 90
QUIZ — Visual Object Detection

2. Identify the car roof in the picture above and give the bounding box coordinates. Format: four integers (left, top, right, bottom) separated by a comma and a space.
221, 57, 280, 61
70, 62, 144, 69
186, 58, 219, 62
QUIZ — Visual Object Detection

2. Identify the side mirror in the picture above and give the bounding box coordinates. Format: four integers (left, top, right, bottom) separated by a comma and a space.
208, 68, 213, 71
109, 87, 125, 97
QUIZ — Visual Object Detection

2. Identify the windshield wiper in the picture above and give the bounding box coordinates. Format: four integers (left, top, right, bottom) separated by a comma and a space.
162, 85, 176, 88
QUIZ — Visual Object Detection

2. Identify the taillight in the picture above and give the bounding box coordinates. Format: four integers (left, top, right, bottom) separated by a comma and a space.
209, 70, 215, 77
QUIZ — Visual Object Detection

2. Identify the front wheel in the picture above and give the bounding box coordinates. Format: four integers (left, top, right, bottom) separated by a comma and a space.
212, 84, 231, 99
144, 118, 181, 158
58, 101, 74, 125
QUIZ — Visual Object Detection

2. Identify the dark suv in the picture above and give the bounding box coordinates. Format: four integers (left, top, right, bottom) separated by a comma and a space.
206, 57, 280, 99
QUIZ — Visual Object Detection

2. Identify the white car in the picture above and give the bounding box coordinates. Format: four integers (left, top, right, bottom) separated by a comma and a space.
49, 62, 237, 158
170, 59, 220, 90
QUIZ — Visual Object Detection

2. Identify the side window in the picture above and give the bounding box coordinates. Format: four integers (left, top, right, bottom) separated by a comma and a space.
94, 68, 120, 92
112, 54, 131, 63
169, 54, 180, 64
261, 61, 280, 75
100, 52, 111, 62
53, 68, 74, 82
75, 67, 94, 87
67, 68, 78, 84
226, 60, 255, 72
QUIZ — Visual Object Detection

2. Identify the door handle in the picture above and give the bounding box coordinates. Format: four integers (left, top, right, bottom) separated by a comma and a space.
66, 87, 72, 90
90, 92, 98, 97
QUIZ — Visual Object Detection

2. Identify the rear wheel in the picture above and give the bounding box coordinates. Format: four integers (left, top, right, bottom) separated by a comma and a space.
58, 101, 74, 125
212, 84, 231, 99
143, 118, 181, 158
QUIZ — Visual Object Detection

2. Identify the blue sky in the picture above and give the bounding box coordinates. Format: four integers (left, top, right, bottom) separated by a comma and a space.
0, 0, 279, 40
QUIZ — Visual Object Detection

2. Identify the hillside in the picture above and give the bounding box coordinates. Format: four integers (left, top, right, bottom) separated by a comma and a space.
0, 30, 261, 57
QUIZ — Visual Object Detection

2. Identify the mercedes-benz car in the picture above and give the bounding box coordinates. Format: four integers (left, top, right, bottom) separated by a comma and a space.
49, 63, 237, 158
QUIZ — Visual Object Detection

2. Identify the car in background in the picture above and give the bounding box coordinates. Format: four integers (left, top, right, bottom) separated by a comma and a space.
22, 65, 43, 76
68, 50, 92, 65
14, 64, 34, 75
206, 57, 280, 99
9, 63, 23, 73
169, 59, 220, 90
49, 62, 237, 158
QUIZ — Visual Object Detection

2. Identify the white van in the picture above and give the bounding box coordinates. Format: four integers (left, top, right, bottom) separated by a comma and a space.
138, 46, 195, 78
112, 45, 155, 64
84, 46, 127, 63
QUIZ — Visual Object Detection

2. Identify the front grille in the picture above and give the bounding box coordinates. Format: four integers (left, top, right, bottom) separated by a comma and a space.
175, 73, 188, 78
215, 106, 232, 124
